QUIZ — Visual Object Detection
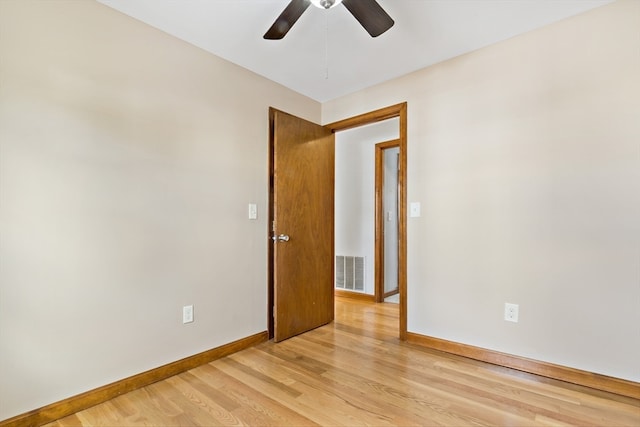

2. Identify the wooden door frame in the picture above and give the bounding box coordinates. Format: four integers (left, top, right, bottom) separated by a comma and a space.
326, 102, 408, 340
375, 140, 401, 303
268, 109, 275, 339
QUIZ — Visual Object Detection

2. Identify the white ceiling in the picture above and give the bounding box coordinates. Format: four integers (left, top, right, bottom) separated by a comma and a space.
97, 0, 613, 102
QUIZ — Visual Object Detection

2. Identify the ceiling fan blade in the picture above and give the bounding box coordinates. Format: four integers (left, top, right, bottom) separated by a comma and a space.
342, 0, 394, 37
264, 0, 311, 40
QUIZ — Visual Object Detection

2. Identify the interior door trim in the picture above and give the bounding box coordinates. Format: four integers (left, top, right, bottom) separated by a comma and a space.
326, 102, 408, 340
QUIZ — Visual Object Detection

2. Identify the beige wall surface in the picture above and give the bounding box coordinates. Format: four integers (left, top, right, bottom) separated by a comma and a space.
0, 0, 319, 420
324, 0, 640, 381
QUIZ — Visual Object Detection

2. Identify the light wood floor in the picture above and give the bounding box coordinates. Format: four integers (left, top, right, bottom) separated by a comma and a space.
48, 298, 639, 426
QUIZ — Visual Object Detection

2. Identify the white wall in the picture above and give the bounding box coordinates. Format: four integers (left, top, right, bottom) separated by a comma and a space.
0, 0, 319, 420
335, 119, 398, 294
324, 0, 640, 381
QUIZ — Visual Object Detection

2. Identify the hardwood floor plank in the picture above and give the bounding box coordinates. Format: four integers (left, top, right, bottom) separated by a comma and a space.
162, 375, 243, 425
282, 336, 534, 426
188, 364, 318, 427
293, 330, 616, 427
172, 372, 240, 412
46, 414, 82, 427
306, 314, 640, 426
219, 357, 301, 398
45, 298, 640, 427
234, 348, 414, 426
211, 357, 343, 426
429, 360, 640, 426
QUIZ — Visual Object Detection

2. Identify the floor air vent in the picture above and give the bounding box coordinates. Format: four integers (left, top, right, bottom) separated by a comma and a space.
335, 256, 365, 291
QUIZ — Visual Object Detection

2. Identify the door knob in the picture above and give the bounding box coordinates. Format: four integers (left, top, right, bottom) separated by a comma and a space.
272, 234, 290, 242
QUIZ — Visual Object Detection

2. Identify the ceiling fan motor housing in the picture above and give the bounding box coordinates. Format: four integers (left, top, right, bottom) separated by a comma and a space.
311, 0, 343, 10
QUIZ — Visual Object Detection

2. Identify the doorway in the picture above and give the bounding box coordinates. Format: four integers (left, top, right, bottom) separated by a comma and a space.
327, 102, 407, 339
269, 103, 407, 340
334, 119, 399, 301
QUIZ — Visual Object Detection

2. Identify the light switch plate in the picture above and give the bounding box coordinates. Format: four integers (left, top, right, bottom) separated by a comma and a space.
183, 305, 194, 324
410, 202, 421, 217
248, 203, 257, 220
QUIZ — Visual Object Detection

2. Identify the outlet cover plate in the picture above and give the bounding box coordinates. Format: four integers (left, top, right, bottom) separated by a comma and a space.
504, 303, 519, 323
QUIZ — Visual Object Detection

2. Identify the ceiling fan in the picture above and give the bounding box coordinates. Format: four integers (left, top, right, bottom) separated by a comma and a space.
264, 0, 394, 40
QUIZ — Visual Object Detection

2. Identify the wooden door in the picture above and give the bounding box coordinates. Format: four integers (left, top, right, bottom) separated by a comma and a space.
269, 108, 335, 342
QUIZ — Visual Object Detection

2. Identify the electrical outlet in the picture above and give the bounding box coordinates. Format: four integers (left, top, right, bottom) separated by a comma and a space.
504, 303, 519, 323
183, 305, 194, 324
